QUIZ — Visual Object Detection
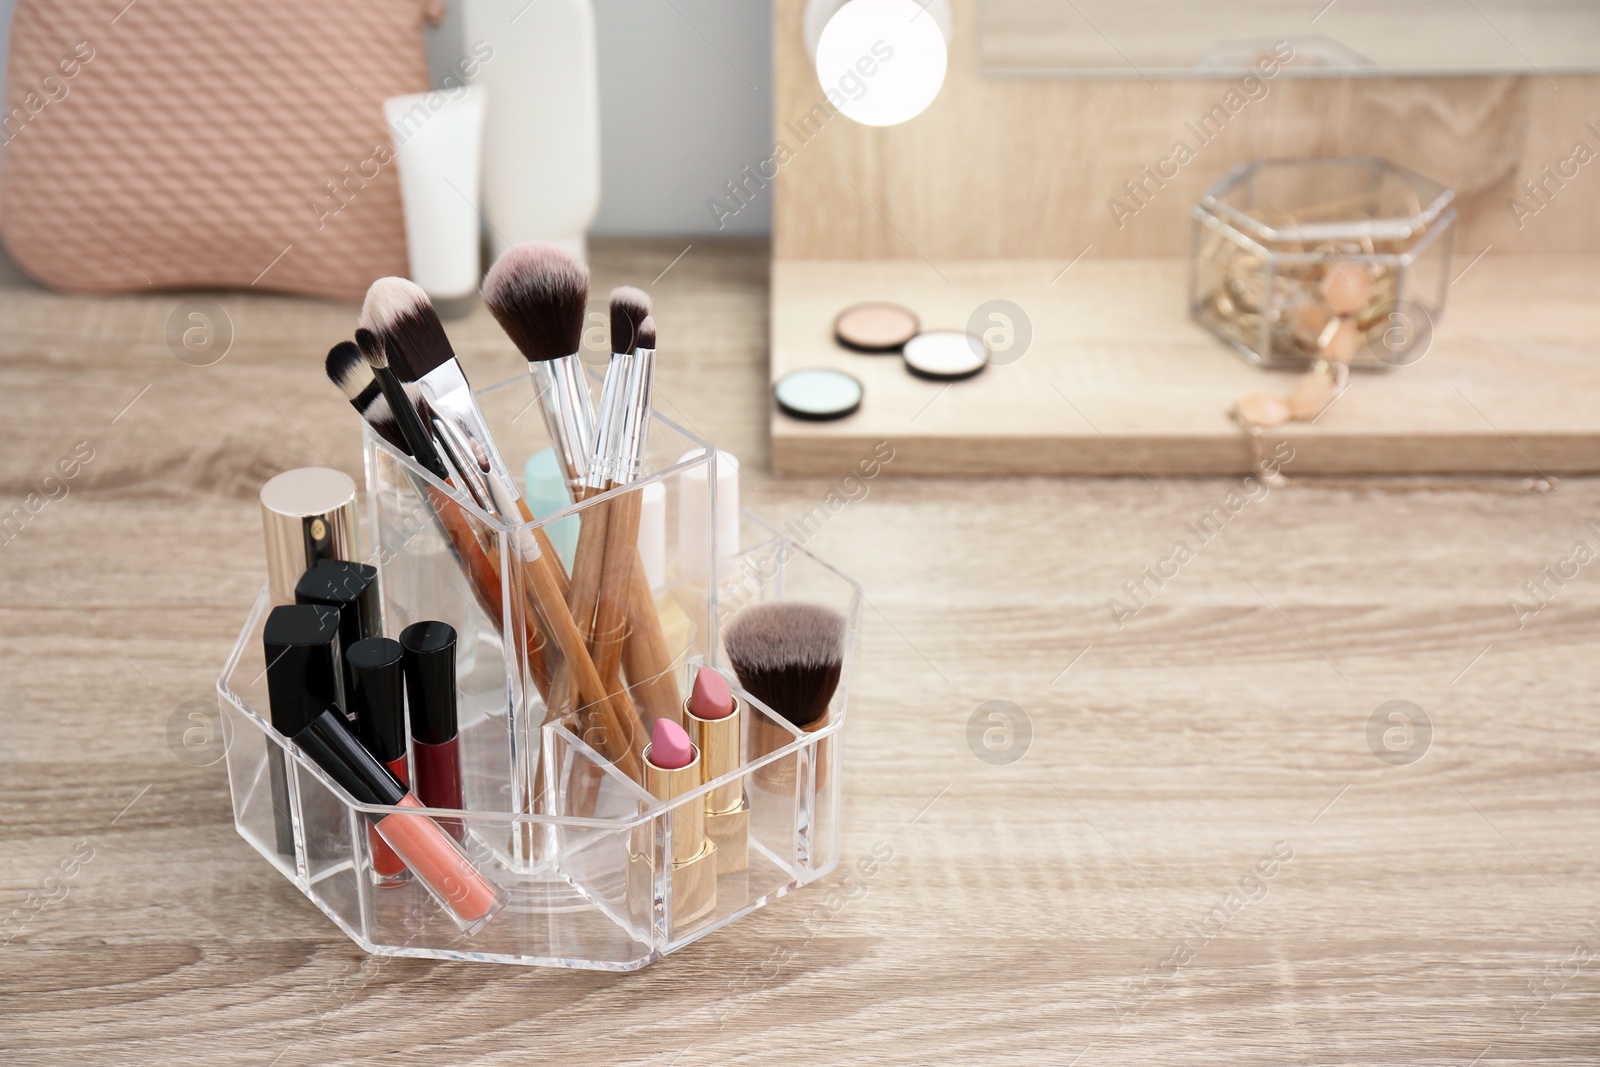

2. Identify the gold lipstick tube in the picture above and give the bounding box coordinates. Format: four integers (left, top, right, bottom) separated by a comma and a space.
685, 694, 749, 872
632, 742, 718, 931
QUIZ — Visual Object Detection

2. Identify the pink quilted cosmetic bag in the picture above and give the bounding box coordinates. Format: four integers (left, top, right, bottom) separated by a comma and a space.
0, 0, 437, 299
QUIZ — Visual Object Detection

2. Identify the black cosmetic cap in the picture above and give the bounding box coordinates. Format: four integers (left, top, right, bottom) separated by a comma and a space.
293, 707, 407, 807
263, 604, 343, 738
296, 559, 381, 643
400, 621, 458, 745
347, 637, 407, 764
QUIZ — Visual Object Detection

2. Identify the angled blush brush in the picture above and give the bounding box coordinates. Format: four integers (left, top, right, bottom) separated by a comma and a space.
362, 277, 570, 592
360, 278, 529, 520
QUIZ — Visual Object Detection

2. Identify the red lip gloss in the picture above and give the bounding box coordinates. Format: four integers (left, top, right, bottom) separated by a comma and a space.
292, 708, 504, 933
347, 637, 411, 887
400, 621, 463, 839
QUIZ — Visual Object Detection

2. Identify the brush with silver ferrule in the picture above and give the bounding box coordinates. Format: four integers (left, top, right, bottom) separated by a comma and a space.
371, 275, 642, 780
582, 304, 663, 704
587, 291, 652, 492
569, 288, 650, 655
361, 277, 526, 525
326, 344, 524, 683
482, 242, 596, 494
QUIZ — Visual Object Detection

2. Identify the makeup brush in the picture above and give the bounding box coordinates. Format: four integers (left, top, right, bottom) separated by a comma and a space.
326, 341, 404, 451
724, 602, 846, 730
363, 276, 642, 778
363, 277, 569, 586
729, 601, 851, 793
569, 288, 650, 658
353, 329, 451, 483
327, 340, 556, 698
482, 242, 595, 492
588, 307, 682, 729
361, 278, 521, 505
483, 245, 679, 731
725, 601, 846, 790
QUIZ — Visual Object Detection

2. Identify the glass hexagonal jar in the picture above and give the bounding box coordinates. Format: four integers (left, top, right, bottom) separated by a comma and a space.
1191, 157, 1457, 369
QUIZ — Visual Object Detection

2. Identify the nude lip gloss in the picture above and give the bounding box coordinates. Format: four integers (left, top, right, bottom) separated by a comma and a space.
400, 621, 463, 839
263, 604, 343, 857
347, 637, 411, 887
291, 708, 504, 934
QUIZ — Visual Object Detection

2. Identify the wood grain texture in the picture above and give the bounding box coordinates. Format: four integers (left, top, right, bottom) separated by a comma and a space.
4, 239, 1600, 1065
770, 253, 1600, 475
772, 0, 1600, 259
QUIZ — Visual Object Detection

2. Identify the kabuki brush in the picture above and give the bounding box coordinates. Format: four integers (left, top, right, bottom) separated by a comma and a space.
724, 601, 846, 790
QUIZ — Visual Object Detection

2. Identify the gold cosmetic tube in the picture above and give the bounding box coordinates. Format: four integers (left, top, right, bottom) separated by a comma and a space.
632, 742, 717, 930
260, 468, 357, 605
685, 694, 749, 872
752, 711, 831, 793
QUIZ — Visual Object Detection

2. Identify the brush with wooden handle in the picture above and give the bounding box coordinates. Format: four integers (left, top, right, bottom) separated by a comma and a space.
587, 313, 681, 727
482, 250, 680, 734
361, 280, 642, 782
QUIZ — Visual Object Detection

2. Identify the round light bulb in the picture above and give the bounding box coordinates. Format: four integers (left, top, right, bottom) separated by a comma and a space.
814, 0, 948, 127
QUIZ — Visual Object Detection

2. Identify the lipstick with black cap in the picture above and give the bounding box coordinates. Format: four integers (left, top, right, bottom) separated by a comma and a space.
347, 636, 411, 887
400, 621, 463, 837
295, 559, 381, 718
262, 604, 343, 856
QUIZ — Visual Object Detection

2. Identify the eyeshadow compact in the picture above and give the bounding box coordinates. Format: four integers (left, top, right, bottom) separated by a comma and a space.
833, 302, 920, 353
902, 331, 988, 381
773, 368, 864, 421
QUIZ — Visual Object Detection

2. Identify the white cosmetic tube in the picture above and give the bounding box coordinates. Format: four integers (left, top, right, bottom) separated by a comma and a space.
383, 85, 488, 304
677, 450, 740, 578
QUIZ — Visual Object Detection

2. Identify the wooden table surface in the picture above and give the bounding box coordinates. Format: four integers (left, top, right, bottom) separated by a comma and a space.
3, 238, 1598, 1065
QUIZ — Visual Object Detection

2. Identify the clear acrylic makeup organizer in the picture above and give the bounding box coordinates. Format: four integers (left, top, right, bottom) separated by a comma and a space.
216, 374, 862, 969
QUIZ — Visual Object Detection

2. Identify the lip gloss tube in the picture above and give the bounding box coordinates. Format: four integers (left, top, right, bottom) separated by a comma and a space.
400, 621, 464, 840
347, 637, 412, 888
292, 708, 505, 935
263, 604, 344, 858
296, 559, 382, 720
685, 666, 749, 873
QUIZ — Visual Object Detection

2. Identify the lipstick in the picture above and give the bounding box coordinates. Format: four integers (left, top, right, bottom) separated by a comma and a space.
292, 707, 504, 934
262, 604, 343, 856
400, 621, 463, 839
296, 559, 381, 717
347, 637, 411, 887
634, 718, 718, 930
684, 666, 749, 873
